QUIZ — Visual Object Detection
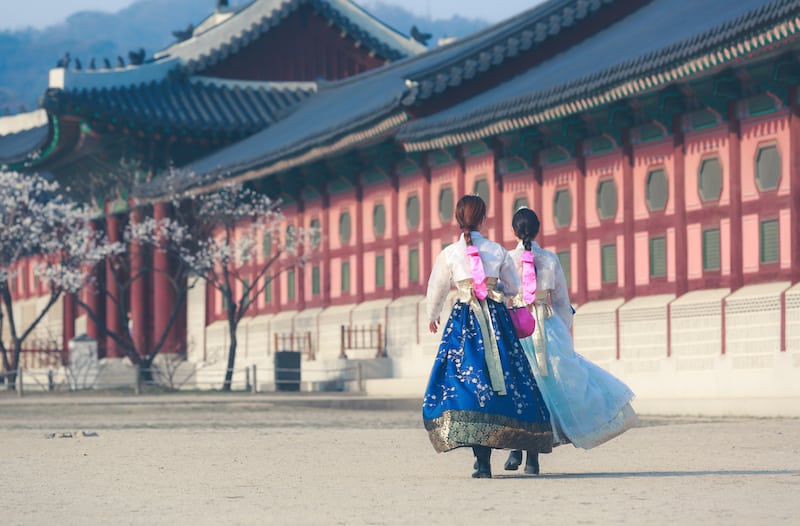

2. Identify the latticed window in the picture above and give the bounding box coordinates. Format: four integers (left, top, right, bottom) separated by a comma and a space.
285, 224, 296, 252
557, 251, 571, 290
286, 269, 295, 300
439, 187, 454, 222
646, 168, 667, 212
702, 228, 721, 271
553, 189, 572, 228
264, 281, 272, 304
756, 145, 780, 191
309, 218, 321, 249
699, 157, 722, 201
339, 211, 351, 244
373, 204, 386, 237
760, 219, 779, 264
597, 179, 617, 220
406, 195, 420, 230
601, 244, 617, 284
311, 266, 320, 296
341, 261, 351, 293
649, 236, 666, 278
409, 248, 420, 283
242, 279, 251, 310
473, 178, 490, 206
512, 195, 529, 213
375, 254, 385, 288
262, 232, 273, 259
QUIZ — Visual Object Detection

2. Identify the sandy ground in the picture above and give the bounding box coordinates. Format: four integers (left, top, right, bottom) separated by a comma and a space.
0, 392, 798, 526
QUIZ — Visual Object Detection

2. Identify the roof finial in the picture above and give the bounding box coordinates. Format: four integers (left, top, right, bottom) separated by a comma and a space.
410, 26, 432, 46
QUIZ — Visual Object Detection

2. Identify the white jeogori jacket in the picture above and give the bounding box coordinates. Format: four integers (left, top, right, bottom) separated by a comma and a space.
508, 240, 573, 329
425, 231, 520, 323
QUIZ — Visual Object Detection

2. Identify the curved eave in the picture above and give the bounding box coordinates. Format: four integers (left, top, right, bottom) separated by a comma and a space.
135, 110, 409, 203
407, 0, 620, 101
0, 115, 59, 171
42, 81, 316, 140
400, 5, 800, 151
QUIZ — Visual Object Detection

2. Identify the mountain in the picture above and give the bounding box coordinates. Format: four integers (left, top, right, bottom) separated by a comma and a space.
0, 0, 489, 115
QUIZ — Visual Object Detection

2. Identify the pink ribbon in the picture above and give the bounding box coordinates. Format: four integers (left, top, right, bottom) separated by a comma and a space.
521, 250, 537, 305
466, 245, 488, 300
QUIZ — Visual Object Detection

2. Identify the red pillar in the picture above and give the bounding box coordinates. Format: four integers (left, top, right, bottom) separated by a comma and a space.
533, 152, 545, 248
61, 294, 75, 365
354, 175, 365, 304
456, 147, 467, 201
129, 207, 149, 356
390, 167, 401, 299
492, 144, 505, 244
422, 155, 433, 290
104, 212, 122, 358
790, 86, 800, 285
728, 103, 743, 291
296, 199, 307, 311
152, 203, 178, 354
84, 220, 104, 348
622, 130, 635, 301
673, 114, 689, 296
321, 184, 332, 306
575, 141, 588, 305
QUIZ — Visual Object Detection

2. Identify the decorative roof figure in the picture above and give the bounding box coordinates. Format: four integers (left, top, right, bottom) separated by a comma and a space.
410, 25, 432, 46
56, 52, 70, 68
172, 23, 194, 43
128, 48, 146, 66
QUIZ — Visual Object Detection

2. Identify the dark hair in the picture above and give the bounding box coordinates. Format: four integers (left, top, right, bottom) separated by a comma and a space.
455, 195, 487, 246
512, 207, 540, 251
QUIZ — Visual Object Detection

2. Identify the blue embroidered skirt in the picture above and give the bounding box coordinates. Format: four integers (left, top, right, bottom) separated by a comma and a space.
423, 300, 553, 453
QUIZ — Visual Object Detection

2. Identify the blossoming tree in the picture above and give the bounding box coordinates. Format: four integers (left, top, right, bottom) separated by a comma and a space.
0, 171, 95, 388
165, 183, 317, 391
67, 213, 197, 384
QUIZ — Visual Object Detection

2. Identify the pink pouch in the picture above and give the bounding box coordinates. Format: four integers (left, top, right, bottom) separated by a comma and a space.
509, 306, 535, 338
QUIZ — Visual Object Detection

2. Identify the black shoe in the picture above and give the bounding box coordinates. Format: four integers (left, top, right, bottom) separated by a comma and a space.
504, 450, 523, 471
472, 446, 492, 478
524, 451, 540, 475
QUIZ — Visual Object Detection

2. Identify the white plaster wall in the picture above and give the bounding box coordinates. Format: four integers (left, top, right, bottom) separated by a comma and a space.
724, 282, 790, 369
573, 298, 624, 367
670, 289, 729, 371
317, 305, 354, 360
185, 281, 206, 364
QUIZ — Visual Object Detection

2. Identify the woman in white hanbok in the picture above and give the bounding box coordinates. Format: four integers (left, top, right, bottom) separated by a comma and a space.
423, 196, 553, 478
503, 207, 638, 473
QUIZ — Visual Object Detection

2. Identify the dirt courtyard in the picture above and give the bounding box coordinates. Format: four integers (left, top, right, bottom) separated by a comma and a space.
1, 393, 798, 525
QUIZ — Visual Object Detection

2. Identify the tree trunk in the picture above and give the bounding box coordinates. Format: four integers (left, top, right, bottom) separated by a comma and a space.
222, 318, 237, 391
4, 340, 22, 391
139, 357, 155, 386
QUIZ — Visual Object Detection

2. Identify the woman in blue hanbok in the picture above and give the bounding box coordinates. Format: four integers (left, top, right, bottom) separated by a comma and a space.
423, 195, 553, 478
503, 207, 638, 473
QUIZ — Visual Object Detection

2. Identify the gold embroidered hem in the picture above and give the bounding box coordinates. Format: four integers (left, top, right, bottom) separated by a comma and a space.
424, 410, 554, 454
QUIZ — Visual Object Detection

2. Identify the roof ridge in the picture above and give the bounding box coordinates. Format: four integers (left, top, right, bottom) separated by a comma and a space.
398, 0, 800, 147
154, 0, 425, 75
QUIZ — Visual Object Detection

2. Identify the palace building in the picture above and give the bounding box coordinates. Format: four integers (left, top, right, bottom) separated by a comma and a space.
2, 0, 800, 413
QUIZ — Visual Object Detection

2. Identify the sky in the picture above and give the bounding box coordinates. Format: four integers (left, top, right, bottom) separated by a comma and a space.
0, 0, 540, 30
